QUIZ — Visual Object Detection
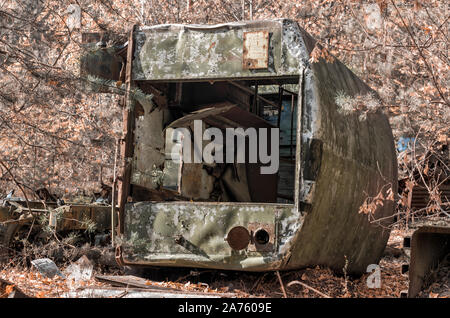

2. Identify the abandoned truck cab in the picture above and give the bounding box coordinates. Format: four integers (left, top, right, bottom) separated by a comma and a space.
110, 19, 397, 274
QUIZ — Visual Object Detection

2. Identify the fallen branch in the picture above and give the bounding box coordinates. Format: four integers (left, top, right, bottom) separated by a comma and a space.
275, 271, 287, 298
250, 273, 267, 292
286, 280, 331, 298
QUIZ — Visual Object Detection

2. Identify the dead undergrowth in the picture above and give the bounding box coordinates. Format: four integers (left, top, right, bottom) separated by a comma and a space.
0, 227, 412, 298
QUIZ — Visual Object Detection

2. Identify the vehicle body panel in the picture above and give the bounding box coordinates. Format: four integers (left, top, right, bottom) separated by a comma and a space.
113, 19, 397, 274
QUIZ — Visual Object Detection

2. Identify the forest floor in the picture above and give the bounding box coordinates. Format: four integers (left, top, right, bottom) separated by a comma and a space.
2, 226, 435, 298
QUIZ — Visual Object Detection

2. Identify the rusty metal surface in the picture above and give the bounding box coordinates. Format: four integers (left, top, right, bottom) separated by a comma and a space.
408, 224, 450, 298
226, 226, 251, 250
167, 102, 275, 130
242, 31, 269, 70
80, 47, 122, 81
132, 20, 303, 81
116, 19, 397, 274
120, 202, 300, 271
49, 205, 113, 231
118, 25, 138, 235
96, 275, 177, 291
0, 201, 114, 245
410, 184, 450, 211
161, 102, 278, 203
247, 222, 275, 253
0, 278, 31, 298
94, 275, 236, 298
62, 286, 227, 298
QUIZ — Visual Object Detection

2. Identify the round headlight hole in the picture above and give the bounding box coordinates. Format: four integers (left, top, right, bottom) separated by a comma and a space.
254, 228, 270, 245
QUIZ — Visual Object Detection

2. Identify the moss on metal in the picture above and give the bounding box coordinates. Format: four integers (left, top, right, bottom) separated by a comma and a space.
118, 19, 397, 274
122, 202, 300, 270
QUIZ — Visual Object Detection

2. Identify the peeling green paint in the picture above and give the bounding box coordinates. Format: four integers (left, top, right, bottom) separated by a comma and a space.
132, 20, 297, 81
119, 19, 397, 274
122, 202, 301, 270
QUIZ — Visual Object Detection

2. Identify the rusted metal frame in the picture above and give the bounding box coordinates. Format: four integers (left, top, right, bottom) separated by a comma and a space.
278, 69, 304, 269
293, 68, 305, 212
96, 275, 179, 292
118, 25, 137, 236
277, 86, 283, 128
277, 192, 294, 201
227, 80, 279, 109
281, 87, 298, 96
149, 76, 298, 84
111, 138, 120, 247
277, 86, 297, 159
406, 186, 413, 229
242, 31, 269, 70
407, 226, 450, 298
252, 81, 258, 114
93, 275, 237, 297
290, 93, 295, 159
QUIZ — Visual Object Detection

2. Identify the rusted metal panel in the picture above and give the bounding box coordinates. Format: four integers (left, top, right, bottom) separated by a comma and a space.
410, 184, 450, 211
1, 201, 113, 232
164, 102, 278, 202
62, 286, 227, 298
0, 278, 31, 298
247, 222, 275, 253
95, 275, 179, 291
118, 25, 137, 235
242, 31, 269, 70
407, 223, 450, 298
1, 202, 114, 259
166, 102, 274, 130
49, 205, 113, 231
132, 20, 300, 81
80, 47, 122, 81
121, 202, 300, 271
225, 226, 251, 250
115, 19, 397, 274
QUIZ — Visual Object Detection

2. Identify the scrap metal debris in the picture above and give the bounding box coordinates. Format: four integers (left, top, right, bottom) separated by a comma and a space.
95, 275, 237, 298
61, 286, 224, 298
0, 278, 31, 298
31, 258, 65, 279
403, 221, 450, 298
64, 255, 94, 290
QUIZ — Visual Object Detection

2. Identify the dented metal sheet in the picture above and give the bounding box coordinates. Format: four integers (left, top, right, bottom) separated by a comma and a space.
1, 201, 113, 255
62, 286, 226, 298
49, 204, 113, 231
167, 102, 275, 130
242, 31, 269, 69
407, 224, 450, 297
115, 19, 398, 274
121, 202, 301, 271
132, 20, 302, 81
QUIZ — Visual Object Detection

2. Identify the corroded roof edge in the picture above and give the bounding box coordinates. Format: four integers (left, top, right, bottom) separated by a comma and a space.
136, 19, 287, 32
